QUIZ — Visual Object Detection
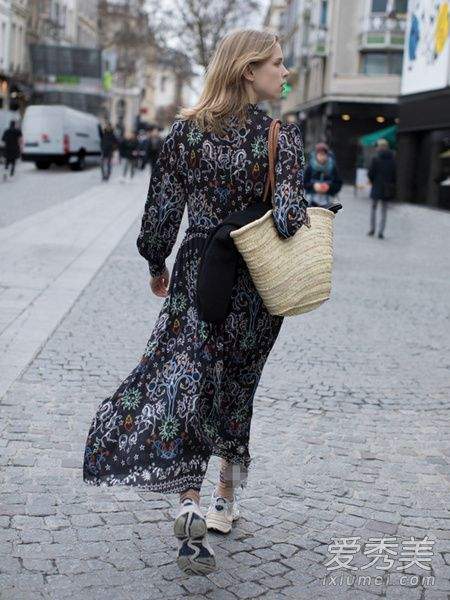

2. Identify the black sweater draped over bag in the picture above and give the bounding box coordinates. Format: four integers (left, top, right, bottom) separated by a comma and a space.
196, 202, 269, 323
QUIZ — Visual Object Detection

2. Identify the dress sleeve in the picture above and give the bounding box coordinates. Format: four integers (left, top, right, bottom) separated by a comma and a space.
136, 121, 186, 277
272, 122, 311, 238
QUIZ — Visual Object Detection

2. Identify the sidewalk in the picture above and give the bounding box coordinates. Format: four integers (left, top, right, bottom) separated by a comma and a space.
0, 176, 148, 399
1, 188, 450, 599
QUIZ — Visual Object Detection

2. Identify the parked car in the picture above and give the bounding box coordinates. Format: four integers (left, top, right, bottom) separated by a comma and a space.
21, 105, 102, 170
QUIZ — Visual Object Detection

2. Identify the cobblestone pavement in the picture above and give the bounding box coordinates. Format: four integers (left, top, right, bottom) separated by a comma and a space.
1, 188, 450, 600
0, 158, 127, 229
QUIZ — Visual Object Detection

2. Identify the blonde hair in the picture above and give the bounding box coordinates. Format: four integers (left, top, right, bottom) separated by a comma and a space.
177, 29, 278, 135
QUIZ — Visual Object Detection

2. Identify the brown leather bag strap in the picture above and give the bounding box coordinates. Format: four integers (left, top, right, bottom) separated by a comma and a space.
262, 118, 281, 206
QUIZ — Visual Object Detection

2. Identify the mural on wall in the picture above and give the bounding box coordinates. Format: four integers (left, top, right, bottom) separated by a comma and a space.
401, 0, 450, 95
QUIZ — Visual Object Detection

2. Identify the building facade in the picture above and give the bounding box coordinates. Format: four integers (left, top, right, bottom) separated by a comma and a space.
263, 0, 286, 118
397, 0, 450, 211
140, 46, 193, 131
275, 0, 407, 181
1, 0, 193, 127
98, 0, 150, 134
27, 0, 105, 116
0, 1, 11, 108
76, 0, 97, 48
0, 0, 29, 111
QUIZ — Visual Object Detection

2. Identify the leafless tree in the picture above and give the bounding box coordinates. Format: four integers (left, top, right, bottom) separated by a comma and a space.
146, 0, 262, 70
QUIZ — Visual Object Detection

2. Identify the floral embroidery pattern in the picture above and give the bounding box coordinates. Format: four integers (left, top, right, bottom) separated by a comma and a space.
83, 105, 309, 494
251, 135, 268, 159
186, 125, 203, 146
121, 388, 141, 411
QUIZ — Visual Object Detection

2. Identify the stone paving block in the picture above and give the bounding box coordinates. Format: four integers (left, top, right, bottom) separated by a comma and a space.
227, 565, 268, 583
181, 576, 215, 595
384, 586, 422, 599
259, 561, 291, 576
423, 590, 448, 600
251, 547, 282, 561
21, 558, 57, 574
206, 569, 240, 588
206, 589, 237, 600
20, 528, 53, 543
0, 591, 44, 600
259, 575, 292, 590
228, 581, 267, 599
230, 551, 263, 568
133, 509, 167, 523
0, 556, 22, 574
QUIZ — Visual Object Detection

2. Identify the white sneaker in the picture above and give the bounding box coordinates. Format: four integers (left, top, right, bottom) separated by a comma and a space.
174, 498, 216, 575
205, 488, 240, 534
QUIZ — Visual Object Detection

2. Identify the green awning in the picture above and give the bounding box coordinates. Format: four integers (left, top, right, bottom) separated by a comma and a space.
359, 125, 397, 147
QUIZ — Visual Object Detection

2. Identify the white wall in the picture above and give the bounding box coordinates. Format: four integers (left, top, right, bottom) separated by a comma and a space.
155, 69, 176, 108
9, 0, 27, 72
75, 0, 98, 48
0, 0, 10, 75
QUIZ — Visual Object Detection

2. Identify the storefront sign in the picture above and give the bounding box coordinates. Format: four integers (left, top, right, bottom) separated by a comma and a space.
401, 0, 450, 95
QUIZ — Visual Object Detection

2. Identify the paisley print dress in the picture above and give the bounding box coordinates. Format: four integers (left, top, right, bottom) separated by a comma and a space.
83, 104, 310, 495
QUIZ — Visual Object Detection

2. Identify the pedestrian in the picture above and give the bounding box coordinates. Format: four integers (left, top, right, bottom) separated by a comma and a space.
119, 132, 138, 181
304, 142, 342, 208
100, 122, 117, 181
146, 126, 163, 175
2, 120, 22, 182
83, 29, 310, 575
137, 130, 148, 170
367, 138, 396, 239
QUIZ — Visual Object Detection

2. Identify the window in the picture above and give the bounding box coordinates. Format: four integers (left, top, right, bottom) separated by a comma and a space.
18, 25, 23, 67
362, 52, 387, 74
302, 13, 310, 48
30, 45, 102, 78
394, 0, 408, 14
0, 24, 5, 66
390, 52, 403, 74
319, 0, 328, 27
371, 0, 387, 12
11, 24, 16, 69
361, 51, 403, 75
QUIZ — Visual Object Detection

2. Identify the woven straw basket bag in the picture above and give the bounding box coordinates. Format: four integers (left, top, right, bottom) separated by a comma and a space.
230, 119, 335, 317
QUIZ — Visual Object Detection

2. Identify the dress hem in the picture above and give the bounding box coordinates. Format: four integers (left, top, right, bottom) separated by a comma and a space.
83, 451, 250, 495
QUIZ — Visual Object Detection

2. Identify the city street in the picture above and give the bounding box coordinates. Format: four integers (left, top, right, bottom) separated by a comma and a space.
1, 167, 450, 600
0, 161, 108, 229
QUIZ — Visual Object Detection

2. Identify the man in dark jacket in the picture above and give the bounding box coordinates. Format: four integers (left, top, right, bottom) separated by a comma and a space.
120, 132, 139, 181
2, 120, 22, 181
100, 122, 118, 181
367, 138, 396, 239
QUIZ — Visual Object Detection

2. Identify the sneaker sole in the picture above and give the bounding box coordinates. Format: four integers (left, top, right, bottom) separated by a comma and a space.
205, 512, 239, 534
173, 508, 207, 540
176, 538, 216, 575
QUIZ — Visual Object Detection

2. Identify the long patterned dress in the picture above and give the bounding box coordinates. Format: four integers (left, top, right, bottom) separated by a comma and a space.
83, 104, 310, 495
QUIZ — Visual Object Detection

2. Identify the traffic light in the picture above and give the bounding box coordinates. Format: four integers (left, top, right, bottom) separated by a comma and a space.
281, 83, 292, 99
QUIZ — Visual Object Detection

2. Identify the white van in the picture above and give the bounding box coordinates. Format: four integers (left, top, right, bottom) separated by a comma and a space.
21, 105, 102, 170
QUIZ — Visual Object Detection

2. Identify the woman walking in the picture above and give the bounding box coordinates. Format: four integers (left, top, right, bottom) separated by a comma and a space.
83, 29, 310, 575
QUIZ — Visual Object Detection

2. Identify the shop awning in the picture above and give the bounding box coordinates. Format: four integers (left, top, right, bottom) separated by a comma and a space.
359, 125, 397, 147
